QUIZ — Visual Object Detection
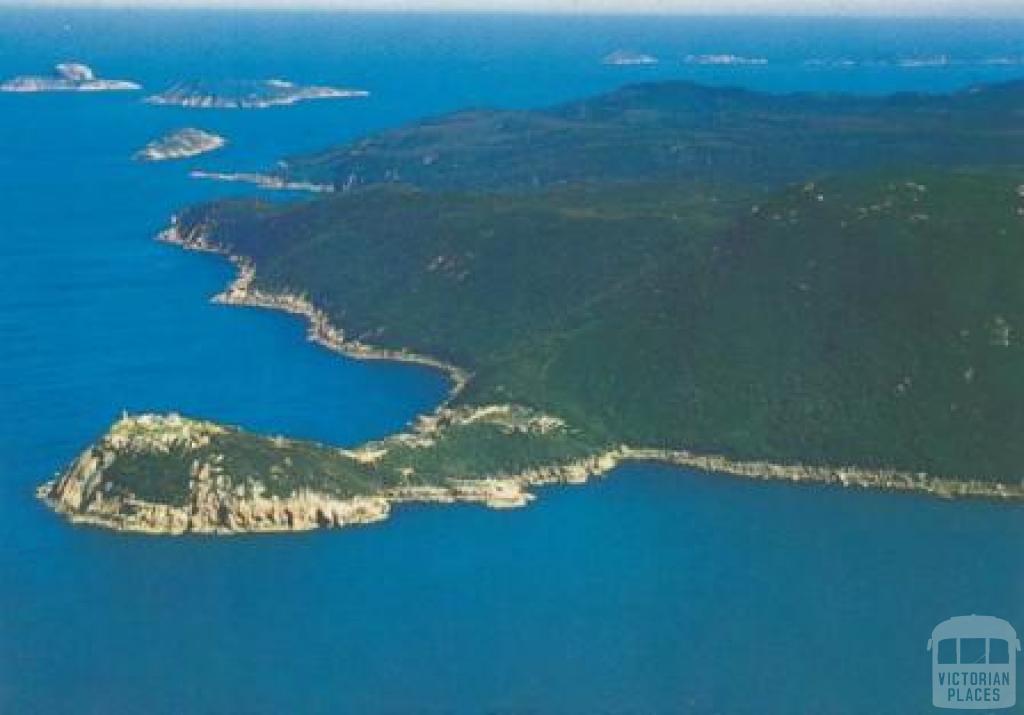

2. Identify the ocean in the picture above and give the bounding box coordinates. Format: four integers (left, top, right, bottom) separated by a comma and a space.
0, 9, 1022, 714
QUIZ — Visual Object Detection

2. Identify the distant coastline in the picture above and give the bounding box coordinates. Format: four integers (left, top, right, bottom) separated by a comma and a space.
189, 170, 334, 193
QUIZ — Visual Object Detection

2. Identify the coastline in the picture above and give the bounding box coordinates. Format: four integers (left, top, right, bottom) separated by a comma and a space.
38, 430, 1024, 536
618, 448, 1024, 501
158, 220, 471, 402
189, 170, 334, 193
36, 217, 1023, 537
159, 218, 1024, 506
37, 431, 619, 536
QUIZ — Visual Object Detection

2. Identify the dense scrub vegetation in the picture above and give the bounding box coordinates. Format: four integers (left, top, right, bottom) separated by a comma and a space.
181, 170, 1024, 481
279, 79, 1024, 191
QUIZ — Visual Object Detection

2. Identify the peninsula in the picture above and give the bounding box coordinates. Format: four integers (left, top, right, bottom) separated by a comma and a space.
134, 128, 226, 162
1, 63, 140, 93
43, 79, 1024, 534
145, 79, 369, 109
268, 78, 1024, 190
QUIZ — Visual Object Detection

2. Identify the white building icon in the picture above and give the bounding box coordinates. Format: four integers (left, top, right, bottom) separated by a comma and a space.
928, 615, 1020, 709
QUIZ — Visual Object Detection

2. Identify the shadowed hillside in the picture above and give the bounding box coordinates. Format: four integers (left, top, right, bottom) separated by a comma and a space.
279, 79, 1024, 191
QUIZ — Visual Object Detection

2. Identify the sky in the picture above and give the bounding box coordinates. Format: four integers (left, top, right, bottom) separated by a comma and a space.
7, 0, 1024, 16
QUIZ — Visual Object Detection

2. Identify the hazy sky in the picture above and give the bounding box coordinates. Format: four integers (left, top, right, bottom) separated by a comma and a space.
9, 0, 1024, 16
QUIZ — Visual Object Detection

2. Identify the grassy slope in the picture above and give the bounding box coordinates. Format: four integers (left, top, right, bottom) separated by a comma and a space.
181, 172, 1024, 481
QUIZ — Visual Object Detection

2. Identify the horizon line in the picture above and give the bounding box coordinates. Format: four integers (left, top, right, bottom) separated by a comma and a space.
2, 2, 1024, 20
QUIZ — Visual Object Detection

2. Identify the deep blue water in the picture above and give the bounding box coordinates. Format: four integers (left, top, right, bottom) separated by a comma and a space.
1, 10, 1023, 714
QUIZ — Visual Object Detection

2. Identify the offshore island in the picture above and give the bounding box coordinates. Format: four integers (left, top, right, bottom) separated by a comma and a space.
145, 79, 369, 109
1, 62, 140, 92
603, 50, 660, 66
134, 128, 226, 162
41, 78, 1024, 534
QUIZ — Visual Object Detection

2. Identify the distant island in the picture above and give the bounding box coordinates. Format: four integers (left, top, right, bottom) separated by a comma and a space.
0, 63, 140, 93
145, 79, 369, 109
804, 56, 1024, 69
42, 79, 1024, 534
603, 50, 659, 66
682, 54, 767, 66
134, 128, 226, 162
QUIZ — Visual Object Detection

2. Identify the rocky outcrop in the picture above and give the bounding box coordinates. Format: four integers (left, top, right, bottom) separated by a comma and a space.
1, 62, 140, 92
38, 413, 619, 535
134, 128, 226, 162
39, 458, 393, 536
145, 79, 368, 109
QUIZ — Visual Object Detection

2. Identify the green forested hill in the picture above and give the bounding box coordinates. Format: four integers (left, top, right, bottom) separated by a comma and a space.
279, 79, 1024, 191
181, 172, 1024, 481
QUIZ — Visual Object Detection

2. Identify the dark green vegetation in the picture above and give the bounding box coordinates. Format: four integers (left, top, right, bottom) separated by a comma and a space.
182, 170, 1024, 481
169, 79, 1024, 486
280, 79, 1024, 191
103, 445, 197, 505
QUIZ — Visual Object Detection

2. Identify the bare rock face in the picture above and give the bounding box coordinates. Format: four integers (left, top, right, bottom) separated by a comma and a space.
38, 414, 391, 535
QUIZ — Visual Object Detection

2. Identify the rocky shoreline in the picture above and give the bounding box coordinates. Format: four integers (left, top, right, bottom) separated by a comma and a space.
158, 220, 471, 400
37, 218, 1023, 536
189, 170, 334, 193
160, 220, 1023, 503
38, 424, 1024, 536
37, 412, 618, 535
619, 448, 1024, 501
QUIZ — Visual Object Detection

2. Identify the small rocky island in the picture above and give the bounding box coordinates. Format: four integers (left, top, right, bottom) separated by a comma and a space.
146, 79, 369, 109
0, 62, 140, 92
682, 54, 768, 66
603, 50, 659, 66
134, 128, 226, 162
